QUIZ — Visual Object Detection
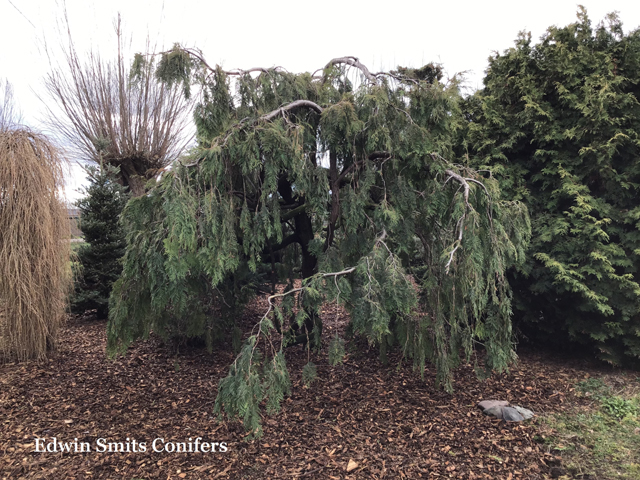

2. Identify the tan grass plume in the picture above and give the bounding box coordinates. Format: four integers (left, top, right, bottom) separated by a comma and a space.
0, 129, 71, 361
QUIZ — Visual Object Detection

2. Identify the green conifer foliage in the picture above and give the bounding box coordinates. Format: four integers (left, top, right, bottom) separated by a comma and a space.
463, 9, 640, 363
108, 52, 530, 435
73, 165, 128, 319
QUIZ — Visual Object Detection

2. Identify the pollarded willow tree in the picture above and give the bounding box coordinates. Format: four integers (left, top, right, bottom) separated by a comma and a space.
108, 50, 530, 435
43, 17, 193, 196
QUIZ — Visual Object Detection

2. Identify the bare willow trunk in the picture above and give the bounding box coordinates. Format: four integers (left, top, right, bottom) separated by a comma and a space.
0, 130, 71, 361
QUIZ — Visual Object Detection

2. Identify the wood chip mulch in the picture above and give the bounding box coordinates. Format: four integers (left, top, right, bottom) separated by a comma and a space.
0, 304, 617, 480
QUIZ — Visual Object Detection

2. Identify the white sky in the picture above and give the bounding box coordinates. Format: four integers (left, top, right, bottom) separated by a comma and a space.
2, 0, 640, 201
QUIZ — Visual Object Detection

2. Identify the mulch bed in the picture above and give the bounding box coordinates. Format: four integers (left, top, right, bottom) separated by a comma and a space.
0, 302, 619, 480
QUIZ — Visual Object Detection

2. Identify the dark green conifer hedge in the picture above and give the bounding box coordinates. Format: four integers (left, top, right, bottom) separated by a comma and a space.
463, 9, 640, 363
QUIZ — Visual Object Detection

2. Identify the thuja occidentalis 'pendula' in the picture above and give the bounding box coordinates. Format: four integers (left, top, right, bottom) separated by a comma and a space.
107, 52, 531, 436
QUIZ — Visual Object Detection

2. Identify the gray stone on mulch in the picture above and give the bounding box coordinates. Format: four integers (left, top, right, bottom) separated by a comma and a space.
502, 406, 525, 422
477, 399, 509, 411
483, 405, 505, 419
478, 400, 535, 422
513, 405, 535, 420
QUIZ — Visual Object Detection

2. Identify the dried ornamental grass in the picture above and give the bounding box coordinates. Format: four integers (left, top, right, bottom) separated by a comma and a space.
0, 129, 71, 361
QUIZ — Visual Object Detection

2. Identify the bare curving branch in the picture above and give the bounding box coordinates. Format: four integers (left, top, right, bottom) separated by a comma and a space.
261, 100, 324, 121
444, 169, 470, 207
313, 56, 378, 83
160, 47, 289, 78
163, 49, 376, 84
181, 100, 324, 168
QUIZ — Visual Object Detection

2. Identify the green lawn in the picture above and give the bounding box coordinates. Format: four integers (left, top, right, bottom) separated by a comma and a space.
540, 376, 640, 479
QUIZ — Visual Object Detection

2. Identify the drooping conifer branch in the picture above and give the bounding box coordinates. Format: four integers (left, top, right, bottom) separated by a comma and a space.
257, 266, 358, 333
250, 229, 390, 354
444, 169, 474, 273
444, 169, 471, 206
338, 151, 392, 184
440, 168, 495, 273
179, 100, 324, 168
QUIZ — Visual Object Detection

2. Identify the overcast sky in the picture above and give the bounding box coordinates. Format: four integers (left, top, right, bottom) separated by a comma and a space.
2, 0, 640, 201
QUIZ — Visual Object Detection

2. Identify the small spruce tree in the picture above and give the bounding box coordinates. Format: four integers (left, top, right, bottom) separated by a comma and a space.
73, 164, 128, 319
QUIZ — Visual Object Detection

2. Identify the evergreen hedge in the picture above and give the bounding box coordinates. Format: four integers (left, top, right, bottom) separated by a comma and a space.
463, 9, 640, 363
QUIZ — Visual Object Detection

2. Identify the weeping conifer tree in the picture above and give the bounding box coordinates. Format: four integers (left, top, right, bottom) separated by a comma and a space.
108, 51, 530, 435
0, 129, 71, 361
